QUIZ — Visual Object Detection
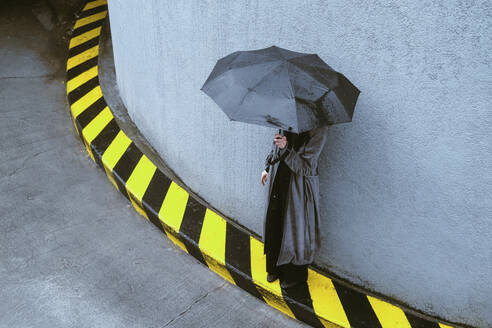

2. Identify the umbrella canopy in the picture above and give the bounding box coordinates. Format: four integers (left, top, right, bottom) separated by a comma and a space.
200, 45, 360, 134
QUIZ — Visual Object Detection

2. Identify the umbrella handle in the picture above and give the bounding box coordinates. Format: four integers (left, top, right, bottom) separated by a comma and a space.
267, 128, 288, 167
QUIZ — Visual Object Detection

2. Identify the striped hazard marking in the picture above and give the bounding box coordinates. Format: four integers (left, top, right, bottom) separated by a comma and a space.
65, 2, 463, 328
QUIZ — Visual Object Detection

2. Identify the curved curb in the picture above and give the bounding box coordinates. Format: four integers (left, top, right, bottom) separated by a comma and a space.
65, 2, 462, 328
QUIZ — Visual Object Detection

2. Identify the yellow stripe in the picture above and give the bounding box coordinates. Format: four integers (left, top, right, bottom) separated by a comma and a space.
72, 119, 80, 138
70, 85, 102, 119
367, 295, 412, 328
125, 156, 156, 221
319, 318, 344, 328
198, 209, 235, 284
66, 45, 99, 70
308, 270, 351, 328
166, 231, 188, 252
158, 181, 189, 232
101, 130, 131, 170
66, 65, 99, 94
82, 106, 113, 144
69, 27, 102, 49
126, 156, 156, 202
69, 86, 102, 120
83, 0, 107, 11
104, 166, 119, 191
129, 194, 149, 220
74, 11, 107, 29
439, 323, 455, 328
249, 237, 295, 318
82, 138, 95, 162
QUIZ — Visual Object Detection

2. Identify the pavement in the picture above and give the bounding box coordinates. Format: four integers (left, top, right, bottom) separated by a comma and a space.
0, 2, 307, 327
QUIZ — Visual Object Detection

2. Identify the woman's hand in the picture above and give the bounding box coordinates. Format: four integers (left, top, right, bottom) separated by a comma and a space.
274, 133, 287, 149
261, 170, 268, 186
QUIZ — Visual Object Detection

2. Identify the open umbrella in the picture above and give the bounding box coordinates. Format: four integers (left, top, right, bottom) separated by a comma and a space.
200, 45, 360, 134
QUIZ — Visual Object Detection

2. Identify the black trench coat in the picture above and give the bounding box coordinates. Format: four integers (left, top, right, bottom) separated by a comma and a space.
263, 126, 329, 266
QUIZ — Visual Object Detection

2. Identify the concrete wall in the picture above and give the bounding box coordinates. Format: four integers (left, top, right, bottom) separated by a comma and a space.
106, 1, 491, 326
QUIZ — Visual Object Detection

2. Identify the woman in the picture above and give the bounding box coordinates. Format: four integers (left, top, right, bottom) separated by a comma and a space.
260, 125, 329, 288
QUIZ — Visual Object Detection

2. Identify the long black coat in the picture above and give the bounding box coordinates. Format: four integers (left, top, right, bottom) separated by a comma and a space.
263, 126, 329, 266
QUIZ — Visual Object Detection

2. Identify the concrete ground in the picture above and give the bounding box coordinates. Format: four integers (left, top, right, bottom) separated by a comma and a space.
0, 2, 307, 327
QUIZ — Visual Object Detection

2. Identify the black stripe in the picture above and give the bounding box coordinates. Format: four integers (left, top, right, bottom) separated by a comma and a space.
405, 312, 441, 328
75, 97, 107, 129
67, 76, 100, 105
78, 4, 107, 19
89, 119, 120, 169
111, 142, 143, 199
68, 36, 99, 58
67, 57, 98, 81
73, 117, 85, 143
225, 223, 263, 300
281, 283, 324, 328
179, 197, 207, 265
141, 169, 172, 231
71, 18, 104, 38
332, 281, 382, 328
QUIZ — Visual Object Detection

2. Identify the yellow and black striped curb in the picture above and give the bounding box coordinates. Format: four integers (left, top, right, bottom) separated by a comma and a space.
65, 2, 462, 327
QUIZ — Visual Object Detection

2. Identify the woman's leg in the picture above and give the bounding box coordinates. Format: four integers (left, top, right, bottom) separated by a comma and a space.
279, 263, 309, 287
265, 169, 291, 275
265, 200, 283, 275
265, 160, 291, 277
278, 263, 314, 308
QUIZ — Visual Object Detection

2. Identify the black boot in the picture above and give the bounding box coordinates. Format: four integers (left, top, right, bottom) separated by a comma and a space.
267, 273, 279, 283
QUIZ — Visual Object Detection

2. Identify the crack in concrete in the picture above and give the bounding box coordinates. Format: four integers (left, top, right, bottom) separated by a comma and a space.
160, 282, 227, 328
1, 149, 52, 181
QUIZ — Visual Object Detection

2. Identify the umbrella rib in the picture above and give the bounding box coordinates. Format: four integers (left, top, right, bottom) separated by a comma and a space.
229, 61, 286, 119
208, 52, 242, 82
206, 59, 283, 90
289, 58, 333, 91
272, 46, 285, 60
230, 55, 282, 70
285, 63, 298, 132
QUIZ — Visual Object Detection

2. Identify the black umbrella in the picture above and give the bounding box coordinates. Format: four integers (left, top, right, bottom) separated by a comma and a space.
200, 45, 360, 134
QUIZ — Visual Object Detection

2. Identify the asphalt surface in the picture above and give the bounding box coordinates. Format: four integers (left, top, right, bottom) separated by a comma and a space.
0, 2, 307, 327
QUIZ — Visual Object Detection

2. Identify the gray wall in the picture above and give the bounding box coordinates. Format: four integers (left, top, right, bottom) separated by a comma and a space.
106, 1, 491, 326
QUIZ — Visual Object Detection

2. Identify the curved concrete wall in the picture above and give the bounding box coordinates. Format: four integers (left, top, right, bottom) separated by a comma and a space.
106, 1, 491, 326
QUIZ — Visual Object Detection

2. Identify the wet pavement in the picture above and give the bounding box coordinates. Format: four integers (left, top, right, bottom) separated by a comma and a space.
0, 2, 307, 327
